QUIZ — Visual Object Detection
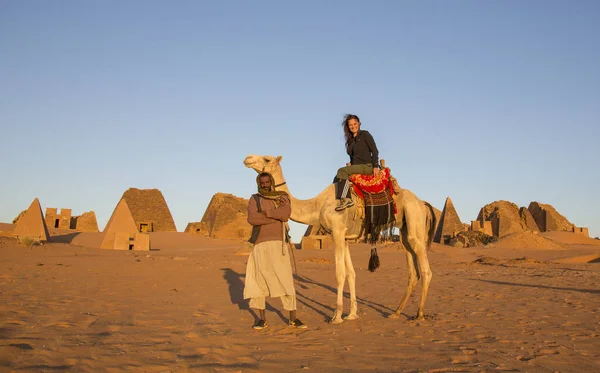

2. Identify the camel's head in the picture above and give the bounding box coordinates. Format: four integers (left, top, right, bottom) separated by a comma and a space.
243, 154, 283, 175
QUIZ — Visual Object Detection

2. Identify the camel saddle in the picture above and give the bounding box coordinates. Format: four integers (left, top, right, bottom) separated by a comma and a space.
348, 161, 399, 244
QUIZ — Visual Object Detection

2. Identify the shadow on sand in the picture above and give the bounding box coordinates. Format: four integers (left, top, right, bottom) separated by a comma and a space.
221, 268, 403, 323
220, 268, 287, 323
49, 232, 81, 244
472, 278, 600, 295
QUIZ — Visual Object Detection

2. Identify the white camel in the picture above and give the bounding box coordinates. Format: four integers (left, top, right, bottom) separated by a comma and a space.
244, 154, 436, 324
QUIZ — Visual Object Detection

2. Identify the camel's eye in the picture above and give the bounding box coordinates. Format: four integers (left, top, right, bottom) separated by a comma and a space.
265, 158, 271, 163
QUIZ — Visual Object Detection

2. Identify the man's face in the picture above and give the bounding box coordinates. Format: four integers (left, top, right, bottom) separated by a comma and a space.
259, 175, 272, 190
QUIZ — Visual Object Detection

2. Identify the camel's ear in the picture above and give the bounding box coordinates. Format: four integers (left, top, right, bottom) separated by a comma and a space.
276, 156, 283, 163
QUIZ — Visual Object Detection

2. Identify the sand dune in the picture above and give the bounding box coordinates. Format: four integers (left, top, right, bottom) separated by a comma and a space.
1, 229, 599, 372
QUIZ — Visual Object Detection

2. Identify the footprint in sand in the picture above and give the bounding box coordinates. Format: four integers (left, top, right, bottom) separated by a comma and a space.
516, 354, 535, 361
450, 354, 476, 364
498, 339, 526, 345
45, 321, 74, 329
537, 349, 560, 355
475, 334, 497, 343
459, 346, 478, 355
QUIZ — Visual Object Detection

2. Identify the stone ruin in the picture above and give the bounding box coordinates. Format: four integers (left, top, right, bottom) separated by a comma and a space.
186, 193, 252, 240
301, 225, 333, 250
101, 198, 150, 250
44, 208, 99, 232
75, 211, 99, 232
12, 198, 50, 242
44, 208, 72, 229
572, 226, 589, 236
528, 202, 573, 233
121, 188, 177, 232
476, 200, 540, 238
528, 201, 588, 237
439, 199, 590, 247
449, 230, 498, 248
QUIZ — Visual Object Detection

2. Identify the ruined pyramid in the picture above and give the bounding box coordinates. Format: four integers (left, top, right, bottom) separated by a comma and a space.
12, 198, 50, 242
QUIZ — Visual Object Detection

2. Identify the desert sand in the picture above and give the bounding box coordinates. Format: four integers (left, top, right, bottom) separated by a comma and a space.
1, 225, 599, 373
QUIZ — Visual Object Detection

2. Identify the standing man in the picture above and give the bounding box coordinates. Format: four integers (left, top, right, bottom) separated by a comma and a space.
244, 172, 307, 330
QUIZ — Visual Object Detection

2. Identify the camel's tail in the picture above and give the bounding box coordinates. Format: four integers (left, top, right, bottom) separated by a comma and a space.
424, 202, 436, 248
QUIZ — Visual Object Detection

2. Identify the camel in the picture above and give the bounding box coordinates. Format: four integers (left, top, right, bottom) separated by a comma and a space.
243, 154, 436, 324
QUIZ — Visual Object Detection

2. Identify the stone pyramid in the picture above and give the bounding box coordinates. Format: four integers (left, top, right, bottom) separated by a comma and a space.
528, 202, 573, 232
192, 193, 252, 239
121, 188, 177, 232
12, 198, 50, 242
101, 199, 139, 250
433, 197, 464, 244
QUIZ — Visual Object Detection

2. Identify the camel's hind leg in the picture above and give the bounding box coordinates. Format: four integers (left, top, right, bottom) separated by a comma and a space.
404, 231, 432, 320
413, 244, 432, 320
389, 249, 418, 319
330, 230, 347, 324
343, 241, 359, 320
390, 208, 433, 320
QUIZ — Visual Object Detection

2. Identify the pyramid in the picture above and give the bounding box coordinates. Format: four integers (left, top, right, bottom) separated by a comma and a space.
433, 197, 464, 244
101, 199, 139, 250
192, 193, 252, 239
477, 200, 532, 238
12, 198, 50, 242
73, 211, 99, 232
121, 188, 177, 232
519, 207, 540, 232
528, 202, 573, 232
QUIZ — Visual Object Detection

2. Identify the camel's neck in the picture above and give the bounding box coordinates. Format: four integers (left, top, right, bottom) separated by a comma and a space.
272, 171, 322, 226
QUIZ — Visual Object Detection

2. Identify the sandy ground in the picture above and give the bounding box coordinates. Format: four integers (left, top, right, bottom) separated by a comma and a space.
1, 225, 599, 373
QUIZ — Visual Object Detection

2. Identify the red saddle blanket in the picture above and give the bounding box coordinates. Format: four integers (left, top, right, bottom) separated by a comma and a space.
349, 167, 395, 199
349, 167, 397, 244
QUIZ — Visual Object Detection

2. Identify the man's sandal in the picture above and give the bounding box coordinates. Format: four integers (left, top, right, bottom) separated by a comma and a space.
253, 319, 267, 330
289, 319, 307, 329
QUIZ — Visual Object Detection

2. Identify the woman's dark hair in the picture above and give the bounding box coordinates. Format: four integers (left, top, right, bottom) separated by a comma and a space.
342, 114, 360, 143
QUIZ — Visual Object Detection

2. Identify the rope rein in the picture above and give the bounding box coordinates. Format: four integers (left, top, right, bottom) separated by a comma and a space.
270, 177, 297, 276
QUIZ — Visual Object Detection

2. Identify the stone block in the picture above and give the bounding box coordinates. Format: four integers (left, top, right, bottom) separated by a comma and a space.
133, 232, 151, 251
113, 232, 132, 250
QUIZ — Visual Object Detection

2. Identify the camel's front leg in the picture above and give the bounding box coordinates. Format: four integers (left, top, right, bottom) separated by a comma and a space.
331, 232, 347, 324
343, 242, 359, 320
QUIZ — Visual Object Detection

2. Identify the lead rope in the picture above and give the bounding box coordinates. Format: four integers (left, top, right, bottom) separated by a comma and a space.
282, 221, 298, 276
268, 176, 297, 278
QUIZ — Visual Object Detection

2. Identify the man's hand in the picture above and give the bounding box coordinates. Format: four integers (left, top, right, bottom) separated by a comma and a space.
373, 167, 380, 177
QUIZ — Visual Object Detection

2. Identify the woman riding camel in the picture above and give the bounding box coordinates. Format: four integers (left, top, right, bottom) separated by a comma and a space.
334, 114, 381, 211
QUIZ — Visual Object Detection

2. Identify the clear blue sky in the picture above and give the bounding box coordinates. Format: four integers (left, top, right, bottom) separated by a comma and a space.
1, 1, 598, 241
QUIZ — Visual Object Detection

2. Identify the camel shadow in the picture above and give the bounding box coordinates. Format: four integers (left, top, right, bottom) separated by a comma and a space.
220, 268, 287, 323
294, 274, 396, 320
220, 269, 401, 322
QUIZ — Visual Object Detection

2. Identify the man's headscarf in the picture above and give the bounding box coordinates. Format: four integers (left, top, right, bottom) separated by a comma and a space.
256, 172, 289, 200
